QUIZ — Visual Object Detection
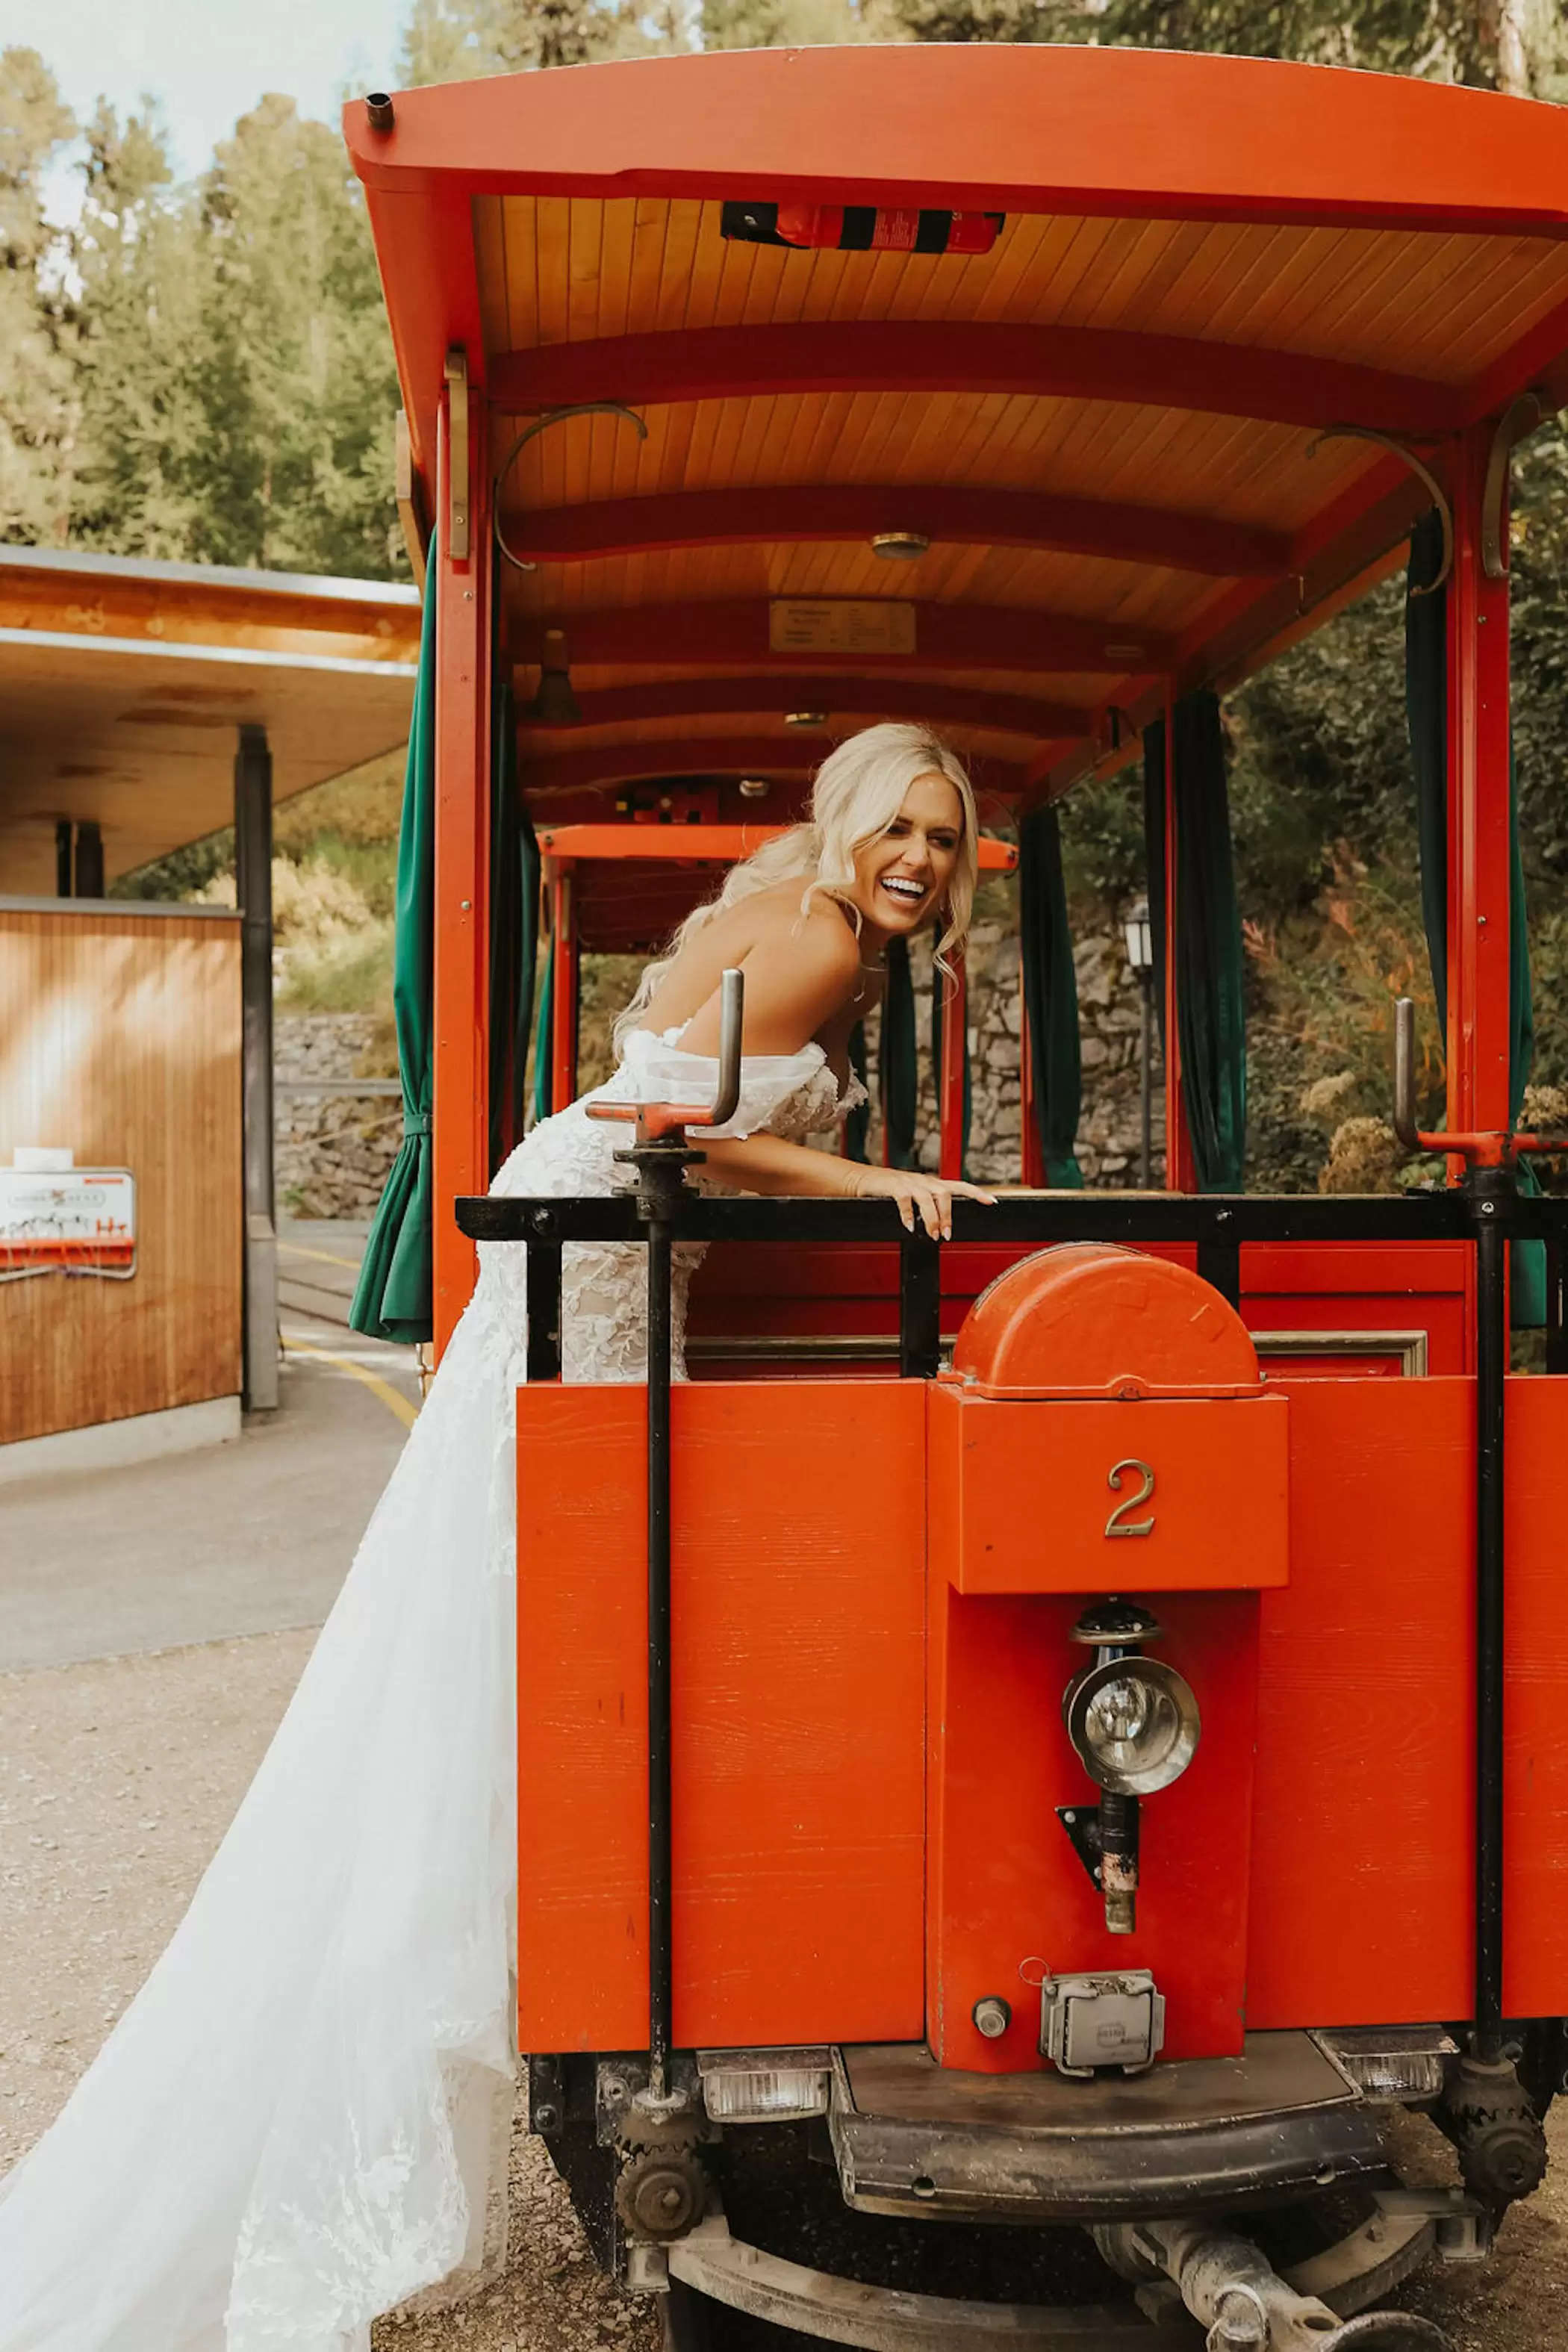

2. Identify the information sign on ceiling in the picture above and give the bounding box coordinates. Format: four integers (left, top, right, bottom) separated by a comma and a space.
0, 1169, 137, 1281
768, 600, 918, 656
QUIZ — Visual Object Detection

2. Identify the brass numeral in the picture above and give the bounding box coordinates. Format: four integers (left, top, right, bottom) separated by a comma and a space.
1104, 1457, 1156, 1539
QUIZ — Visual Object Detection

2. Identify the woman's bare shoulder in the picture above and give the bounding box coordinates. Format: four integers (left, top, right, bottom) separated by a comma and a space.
736, 883, 862, 969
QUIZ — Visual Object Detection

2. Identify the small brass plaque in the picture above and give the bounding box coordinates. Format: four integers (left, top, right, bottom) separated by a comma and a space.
769, 599, 917, 656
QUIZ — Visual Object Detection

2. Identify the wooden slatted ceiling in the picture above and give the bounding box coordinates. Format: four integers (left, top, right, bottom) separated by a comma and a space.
479, 198, 1568, 384
473, 176, 1568, 779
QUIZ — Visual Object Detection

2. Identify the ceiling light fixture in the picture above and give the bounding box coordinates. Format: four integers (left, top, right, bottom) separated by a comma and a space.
783, 711, 828, 728
871, 532, 930, 561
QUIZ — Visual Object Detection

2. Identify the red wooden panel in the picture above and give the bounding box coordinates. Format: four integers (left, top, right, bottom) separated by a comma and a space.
1248, 1379, 1474, 2025
926, 1569, 1260, 2070
516, 1381, 927, 2051
1502, 1378, 1568, 2015
931, 1387, 1289, 1593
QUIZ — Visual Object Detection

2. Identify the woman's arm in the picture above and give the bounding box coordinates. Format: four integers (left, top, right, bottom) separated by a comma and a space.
701, 1133, 995, 1239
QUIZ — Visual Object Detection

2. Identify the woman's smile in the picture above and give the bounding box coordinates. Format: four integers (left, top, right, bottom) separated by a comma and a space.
850, 769, 965, 944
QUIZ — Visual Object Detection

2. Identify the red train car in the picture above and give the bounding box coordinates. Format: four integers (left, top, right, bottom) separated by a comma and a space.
349, 46, 1568, 2347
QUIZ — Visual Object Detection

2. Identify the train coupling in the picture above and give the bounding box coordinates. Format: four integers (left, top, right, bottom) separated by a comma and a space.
1095, 2217, 1455, 2351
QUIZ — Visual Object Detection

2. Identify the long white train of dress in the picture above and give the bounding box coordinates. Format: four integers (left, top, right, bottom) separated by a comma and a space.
0, 1035, 857, 2352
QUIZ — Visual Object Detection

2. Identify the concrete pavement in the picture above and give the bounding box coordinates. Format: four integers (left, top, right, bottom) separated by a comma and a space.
2, 1224, 420, 1672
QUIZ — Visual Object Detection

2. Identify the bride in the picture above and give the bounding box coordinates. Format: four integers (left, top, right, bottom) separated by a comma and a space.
0, 723, 994, 2352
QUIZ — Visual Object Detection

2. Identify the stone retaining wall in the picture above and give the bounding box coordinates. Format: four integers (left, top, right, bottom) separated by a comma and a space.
272, 921, 1165, 1217
275, 1014, 400, 1219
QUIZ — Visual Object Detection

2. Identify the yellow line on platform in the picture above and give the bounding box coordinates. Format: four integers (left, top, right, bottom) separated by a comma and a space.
279, 1239, 363, 1272
281, 1335, 417, 1430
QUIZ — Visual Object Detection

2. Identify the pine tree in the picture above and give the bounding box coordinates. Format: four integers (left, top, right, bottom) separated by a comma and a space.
0, 48, 77, 543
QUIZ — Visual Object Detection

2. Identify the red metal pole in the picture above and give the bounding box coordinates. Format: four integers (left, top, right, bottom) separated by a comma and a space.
550, 864, 580, 1113
1446, 424, 1513, 1148
432, 380, 492, 1358
938, 952, 967, 1180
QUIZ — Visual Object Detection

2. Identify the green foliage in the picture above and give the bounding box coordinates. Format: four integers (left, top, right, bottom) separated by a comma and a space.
0, 49, 76, 542
401, 0, 690, 78
0, 55, 405, 580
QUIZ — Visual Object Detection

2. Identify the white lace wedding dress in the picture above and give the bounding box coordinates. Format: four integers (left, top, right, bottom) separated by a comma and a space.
0, 1031, 862, 2352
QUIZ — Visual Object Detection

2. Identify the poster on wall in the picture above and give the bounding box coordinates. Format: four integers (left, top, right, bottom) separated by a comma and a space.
0, 1168, 137, 1281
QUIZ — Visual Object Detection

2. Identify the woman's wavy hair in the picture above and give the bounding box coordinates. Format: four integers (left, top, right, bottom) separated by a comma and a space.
614, 723, 979, 1048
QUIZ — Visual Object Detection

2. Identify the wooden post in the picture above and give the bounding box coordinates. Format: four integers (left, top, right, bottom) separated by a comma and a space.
432, 362, 492, 1357
1446, 423, 1513, 1145
234, 721, 277, 1411
937, 951, 967, 1180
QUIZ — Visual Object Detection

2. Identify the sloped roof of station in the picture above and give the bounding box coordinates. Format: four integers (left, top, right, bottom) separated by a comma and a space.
346, 43, 1568, 808
0, 546, 420, 895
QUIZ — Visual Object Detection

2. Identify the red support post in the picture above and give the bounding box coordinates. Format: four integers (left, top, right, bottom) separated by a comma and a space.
1446, 423, 1513, 1145
549, 864, 580, 1114
937, 952, 967, 1180
432, 372, 492, 1357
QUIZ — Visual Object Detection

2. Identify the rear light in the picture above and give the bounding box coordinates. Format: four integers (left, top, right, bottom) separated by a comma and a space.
721, 201, 1004, 256
1316, 2026, 1457, 2100
698, 2047, 832, 2122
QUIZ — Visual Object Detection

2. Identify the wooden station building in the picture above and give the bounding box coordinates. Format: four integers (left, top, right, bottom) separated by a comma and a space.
0, 545, 419, 1469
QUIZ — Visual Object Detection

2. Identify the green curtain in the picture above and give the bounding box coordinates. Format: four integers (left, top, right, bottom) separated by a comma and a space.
488, 675, 538, 1175
1018, 803, 1083, 1187
1142, 720, 1169, 1058
844, 1020, 871, 1163
531, 948, 555, 1126
880, 936, 919, 1169
1404, 509, 1543, 1323
1170, 691, 1246, 1194
350, 582, 437, 1343
929, 967, 973, 1175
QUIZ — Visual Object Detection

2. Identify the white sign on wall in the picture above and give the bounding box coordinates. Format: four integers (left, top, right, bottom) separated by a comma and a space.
0, 1169, 136, 1281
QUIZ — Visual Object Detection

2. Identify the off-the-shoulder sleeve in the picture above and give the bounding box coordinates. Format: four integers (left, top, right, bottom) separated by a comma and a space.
614, 1039, 827, 1141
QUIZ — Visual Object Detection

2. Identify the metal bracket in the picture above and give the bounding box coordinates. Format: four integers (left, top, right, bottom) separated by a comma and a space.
1481, 392, 1546, 579
1307, 425, 1453, 597
444, 347, 470, 561
1057, 1802, 1104, 1888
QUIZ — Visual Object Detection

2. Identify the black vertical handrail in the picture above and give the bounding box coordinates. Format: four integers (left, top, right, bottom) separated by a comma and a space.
1471, 1171, 1510, 2063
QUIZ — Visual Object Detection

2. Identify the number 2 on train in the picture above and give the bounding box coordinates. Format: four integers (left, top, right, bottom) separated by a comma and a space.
1105, 1457, 1156, 1538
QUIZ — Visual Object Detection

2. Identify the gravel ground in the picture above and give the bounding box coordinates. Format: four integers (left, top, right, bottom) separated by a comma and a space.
4, 1626, 1567, 2352
0, 1629, 656, 2352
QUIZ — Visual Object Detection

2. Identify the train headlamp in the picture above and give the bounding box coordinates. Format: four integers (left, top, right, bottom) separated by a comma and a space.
1065, 1656, 1200, 1796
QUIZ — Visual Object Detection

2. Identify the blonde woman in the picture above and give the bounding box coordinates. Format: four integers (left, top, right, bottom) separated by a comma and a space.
0, 724, 995, 2352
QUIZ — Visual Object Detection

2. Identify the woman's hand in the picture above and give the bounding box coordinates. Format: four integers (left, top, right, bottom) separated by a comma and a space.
847, 1164, 998, 1239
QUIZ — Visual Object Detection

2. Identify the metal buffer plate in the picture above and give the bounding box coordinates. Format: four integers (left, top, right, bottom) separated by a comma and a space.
829, 2036, 1384, 2223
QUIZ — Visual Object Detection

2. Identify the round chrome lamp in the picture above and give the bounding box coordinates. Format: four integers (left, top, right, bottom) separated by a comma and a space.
1065, 1656, 1201, 1796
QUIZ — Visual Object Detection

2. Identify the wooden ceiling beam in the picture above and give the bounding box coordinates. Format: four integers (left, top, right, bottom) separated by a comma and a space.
514, 675, 1095, 741
514, 601, 1170, 675
501, 483, 1290, 579
489, 319, 1467, 438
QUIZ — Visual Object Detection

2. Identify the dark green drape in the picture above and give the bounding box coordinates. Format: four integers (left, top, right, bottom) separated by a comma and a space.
487, 675, 539, 1176
531, 949, 555, 1126
350, 582, 437, 1343
929, 968, 973, 1175
1404, 509, 1543, 1323
844, 1020, 871, 1163
1169, 691, 1247, 1193
1019, 803, 1083, 1187
880, 936, 919, 1169
1142, 721, 1169, 1058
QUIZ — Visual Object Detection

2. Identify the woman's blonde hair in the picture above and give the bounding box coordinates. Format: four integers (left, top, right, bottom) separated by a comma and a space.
614, 722, 979, 1047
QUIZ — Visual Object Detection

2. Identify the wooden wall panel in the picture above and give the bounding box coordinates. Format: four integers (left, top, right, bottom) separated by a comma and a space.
0, 909, 243, 1444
